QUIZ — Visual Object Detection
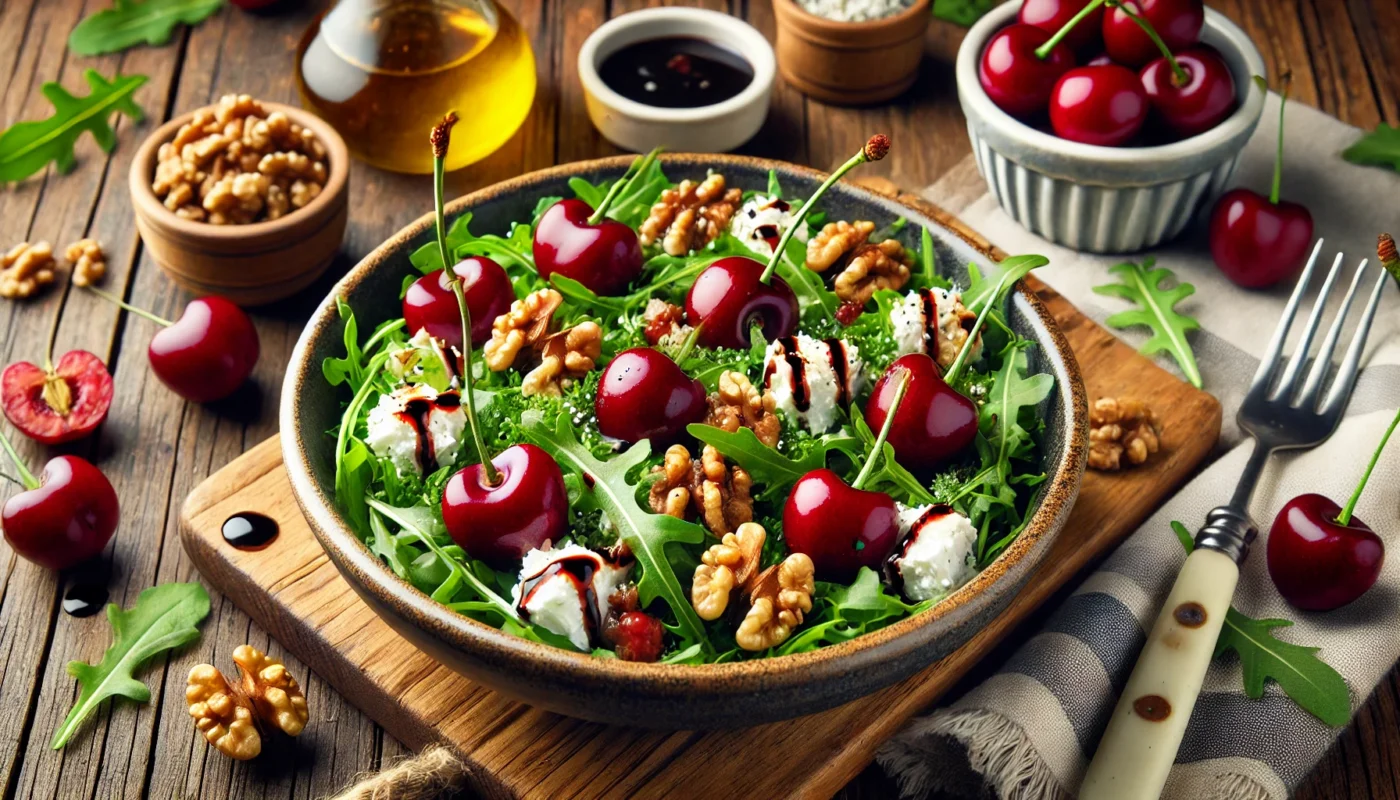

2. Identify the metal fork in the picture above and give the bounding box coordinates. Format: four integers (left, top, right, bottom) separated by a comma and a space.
1081, 240, 1390, 800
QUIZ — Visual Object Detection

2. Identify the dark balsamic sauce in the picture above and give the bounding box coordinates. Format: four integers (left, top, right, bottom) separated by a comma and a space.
394, 390, 461, 473
598, 37, 754, 109
772, 337, 811, 412
62, 581, 109, 617
919, 288, 940, 351
883, 504, 956, 593
222, 512, 280, 551
517, 554, 604, 642
755, 224, 782, 253
827, 338, 850, 405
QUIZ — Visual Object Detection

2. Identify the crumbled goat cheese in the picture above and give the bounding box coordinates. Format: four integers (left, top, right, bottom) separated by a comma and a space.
364, 384, 466, 476
797, 0, 913, 23
890, 287, 983, 364
763, 334, 864, 433
893, 505, 978, 603
729, 194, 806, 256
512, 543, 631, 651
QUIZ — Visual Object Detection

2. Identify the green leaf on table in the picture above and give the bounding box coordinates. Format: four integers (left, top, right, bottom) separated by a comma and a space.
1093, 258, 1203, 388
1341, 123, 1400, 172
0, 70, 148, 184
524, 411, 711, 650
963, 254, 1050, 314
932, 0, 998, 27
51, 583, 211, 749
70, 0, 224, 56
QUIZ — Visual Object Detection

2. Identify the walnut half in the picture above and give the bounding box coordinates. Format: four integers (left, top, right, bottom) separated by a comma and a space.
736, 553, 815, 651
1089, 397, 1161, 471
692, 522, 767, 621
0, 241, 56, 300
64, 239, 106, 288
704, 370, 780, 449
638, 174, 742, 256
648, 444, 753, 535
188, 646, 308, 760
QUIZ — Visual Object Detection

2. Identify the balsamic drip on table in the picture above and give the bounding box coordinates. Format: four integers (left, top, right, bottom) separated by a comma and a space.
395, 390, 461, 473
222, 512, 280, 551
518, 554, 604, 642
62, 581, 109, 618
598, 37, 754, 109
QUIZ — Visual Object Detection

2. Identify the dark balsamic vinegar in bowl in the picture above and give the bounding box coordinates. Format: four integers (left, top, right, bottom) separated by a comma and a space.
598, 37, 755, 109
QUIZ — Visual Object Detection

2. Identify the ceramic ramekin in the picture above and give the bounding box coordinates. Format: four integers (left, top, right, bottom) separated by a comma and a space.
129, 102, 349, 306
578, 8, 776, 153
956, 3, 1266, 253
772, 0, 931, 105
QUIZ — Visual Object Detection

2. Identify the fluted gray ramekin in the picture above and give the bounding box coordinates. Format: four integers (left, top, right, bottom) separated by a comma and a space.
956, 2, 1266, 253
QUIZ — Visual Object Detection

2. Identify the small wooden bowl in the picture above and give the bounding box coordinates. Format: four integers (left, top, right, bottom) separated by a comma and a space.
129, 102, 350, 306
772, 0, 931, 105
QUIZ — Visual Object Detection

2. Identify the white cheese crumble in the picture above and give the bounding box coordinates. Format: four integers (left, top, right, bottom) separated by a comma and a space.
762, 335, 864, 433
729, 194, 806, 256
893, 505, 978, 603
511, 543, 631, 652
797, 0, 913, 23
364, 384, 466, 476
889, 288, 983, 365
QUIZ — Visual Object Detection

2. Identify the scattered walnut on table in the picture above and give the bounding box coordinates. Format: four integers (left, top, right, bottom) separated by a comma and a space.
704, 370, 781, 449
736, 553, 815, 651
187, 645, 308, 761
64, 239, 106, 287
0, 241, 56, 300
232, 644, 309, 737
648, 443, 753, 535
691, 522, 766, 621
1089, 397, 1162, 471
638, 173, 742, 256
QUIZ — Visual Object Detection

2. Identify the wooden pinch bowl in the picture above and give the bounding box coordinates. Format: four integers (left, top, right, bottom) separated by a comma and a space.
128, 102, 350, 306
772, 0, 931, 105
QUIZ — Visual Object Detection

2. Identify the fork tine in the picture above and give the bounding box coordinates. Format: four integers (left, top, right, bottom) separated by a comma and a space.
1250, 239, 1325, 396
1321, 267, 1389, 416
1271, 252, 1345, 402
1297, 257, 1369, 408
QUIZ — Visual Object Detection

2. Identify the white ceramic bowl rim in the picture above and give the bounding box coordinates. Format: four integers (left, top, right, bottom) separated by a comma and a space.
957, 3, 1267, 165
578, 7, 777, 124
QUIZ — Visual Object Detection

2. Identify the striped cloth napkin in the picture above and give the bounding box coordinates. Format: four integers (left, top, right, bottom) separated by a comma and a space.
877, 94, 1400, 799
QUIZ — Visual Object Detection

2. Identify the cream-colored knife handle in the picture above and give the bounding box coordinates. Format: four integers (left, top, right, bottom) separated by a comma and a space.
1079, 547, 1240, 800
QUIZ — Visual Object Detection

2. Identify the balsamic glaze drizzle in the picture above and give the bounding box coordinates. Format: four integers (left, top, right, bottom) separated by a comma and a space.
222, 512, 280, 551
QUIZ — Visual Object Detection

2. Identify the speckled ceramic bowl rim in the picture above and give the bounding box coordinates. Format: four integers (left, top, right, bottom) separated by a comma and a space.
282, 154, 1087, 698
956, 3, 1267, 168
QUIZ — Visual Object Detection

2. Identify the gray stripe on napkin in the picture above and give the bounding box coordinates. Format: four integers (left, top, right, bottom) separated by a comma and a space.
1177, 693, 1342, 787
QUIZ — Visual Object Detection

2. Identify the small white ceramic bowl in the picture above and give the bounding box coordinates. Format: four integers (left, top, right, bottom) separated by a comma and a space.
956, 2, 1267, 253
579, 8, 776, 153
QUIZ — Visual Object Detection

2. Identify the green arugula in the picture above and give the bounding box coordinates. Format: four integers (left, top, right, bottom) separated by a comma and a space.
69, 0, 224, 56
1093, 259, 1203, 388
1173, 523, 1351, 726
963, 255, 1049, 315
0, 70, 148, 184
567, 155, 671, 229
52, 583, 211, 749
1342, 123, 1400, 172
777, 568, 932, 654
524, 411, 711, 650
932, 0, 997, 26
410, 212, 537, 279
848, 406, 936, 505
688, 423, 860, 501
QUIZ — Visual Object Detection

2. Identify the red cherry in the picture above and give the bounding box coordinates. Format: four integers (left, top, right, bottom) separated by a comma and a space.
442, 443, 569, 567
684, 256, 799, 349
978, 24, 1077, 118
865, 354, 978, 472
1049, 64, 1149, 146
1085, 52, 1114, 67
1267, 494, 1384, 611
147, 297, 260, 403
609, 611, 665, 662
1102, 0, 1204, 67
533, 198, 643, 296
229, 0, 280, 9
2, 454, 118, 571
783, 469, 900, 582
595, 348, 707, 445
1019, 0, 1105, 53
1208, 189, 1314, 289
402, 257, 513, 348
1, 351, 113, 445
1139, 48, 1236, 139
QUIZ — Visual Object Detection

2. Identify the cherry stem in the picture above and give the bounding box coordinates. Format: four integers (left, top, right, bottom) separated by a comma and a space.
672, 322, 704, 364
1337, 405, 1400, 526
1104, 1, 1190, 85
587, 147, 662, 226
853, 368, 910, 491
1266, 74, 1292, 205
944, 271, 1013, 385
759, 135, 889, 286
1034, 0, 1108, 59
85, 286, 173, 327
0, 427, 39, 490
432, 113, 498, 487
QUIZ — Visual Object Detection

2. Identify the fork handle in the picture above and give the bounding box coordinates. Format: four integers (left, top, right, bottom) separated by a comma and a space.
1079, 546, 1241, 799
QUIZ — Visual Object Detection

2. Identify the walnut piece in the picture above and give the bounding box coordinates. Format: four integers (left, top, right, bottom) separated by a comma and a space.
1089, 397, 1161, 471
484, 288, 564, 371
152, 94, 329, 225
522, 321, 602, 397
0, 241, 56, 299
835, 240, 913, 306
649, 444, 694, 519
806, 220, 875, 273
933, 291, 977, 369
64, 239, 106, 287
643, 297, 690, 346
648, 444, 753, 535
736, 553, 816, 651
233, 644, 309, 737
188, 646, 308, 761
704, 370, 781, 448
691, 522, 766, 621
639, 173, 742, 256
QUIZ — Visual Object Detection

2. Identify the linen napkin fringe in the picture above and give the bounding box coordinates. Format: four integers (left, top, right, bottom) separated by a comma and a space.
878, 710, 1069, 800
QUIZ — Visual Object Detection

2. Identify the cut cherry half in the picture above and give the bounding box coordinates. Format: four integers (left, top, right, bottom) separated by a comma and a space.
2, 351, 113, 444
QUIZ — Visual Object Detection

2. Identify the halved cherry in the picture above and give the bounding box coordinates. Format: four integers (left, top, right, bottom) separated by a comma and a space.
1, 351, 113, 445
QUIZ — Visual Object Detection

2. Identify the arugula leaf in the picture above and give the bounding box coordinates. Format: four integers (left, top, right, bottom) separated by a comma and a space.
0, 70, 148, 184
1342, 123, 1400, 172
322, 297, 365, 389
409, 211, 537, 278
932, 0, 997, 26
767, 169, 783, 199
52, 583, 211, 749
1093, 259, 1203, 388
689, 424, 859, 497
524, 411, 710, 649
848, 406, 936, 505
777, 568, 931, 654
963, 254, 1049, 314
70, 0, 224, 56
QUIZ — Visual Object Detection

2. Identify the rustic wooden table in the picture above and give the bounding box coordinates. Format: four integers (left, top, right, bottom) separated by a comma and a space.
0, 0, 1396, 797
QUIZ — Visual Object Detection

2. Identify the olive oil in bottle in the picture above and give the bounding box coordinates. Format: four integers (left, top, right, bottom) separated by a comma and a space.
295, 0, 535, 174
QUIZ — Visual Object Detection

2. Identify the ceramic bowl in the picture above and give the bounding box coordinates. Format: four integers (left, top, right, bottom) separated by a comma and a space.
129, 102, 349, 306
578, 8, 776, 153
956, 3, 1266, 253
281, 155, 1088, 729
772, 0, 931, 105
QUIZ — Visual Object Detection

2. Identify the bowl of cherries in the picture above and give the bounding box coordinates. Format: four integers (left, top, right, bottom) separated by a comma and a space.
956, 0, 1266, 253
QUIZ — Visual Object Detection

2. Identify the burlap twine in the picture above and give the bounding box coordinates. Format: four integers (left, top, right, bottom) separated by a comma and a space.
329, 745, 474, 800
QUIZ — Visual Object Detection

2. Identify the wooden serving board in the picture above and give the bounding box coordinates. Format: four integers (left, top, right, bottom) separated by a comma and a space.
179, 274, 1220, 799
